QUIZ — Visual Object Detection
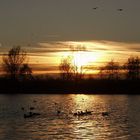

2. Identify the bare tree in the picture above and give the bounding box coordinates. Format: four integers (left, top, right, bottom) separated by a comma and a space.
72, 64, 84, 81
2, 46, 32, 80
59, 45, 86, 81
59, 56, 84, 81
59, 56, 73, 80
125, 56, 140, 80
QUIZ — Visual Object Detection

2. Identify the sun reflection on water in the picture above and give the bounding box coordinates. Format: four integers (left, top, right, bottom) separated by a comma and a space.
71, 94, 93, 112
0, 95, 139, 139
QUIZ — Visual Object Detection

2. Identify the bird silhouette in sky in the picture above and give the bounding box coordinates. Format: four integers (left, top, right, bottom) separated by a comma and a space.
92, 7, 98, 10
117, 8, 123, 11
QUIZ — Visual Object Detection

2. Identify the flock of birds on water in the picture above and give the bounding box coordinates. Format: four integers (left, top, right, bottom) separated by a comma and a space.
21, 100, 109, 119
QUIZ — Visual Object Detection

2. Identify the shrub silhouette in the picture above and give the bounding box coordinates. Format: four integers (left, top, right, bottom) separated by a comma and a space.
99, 60, 120, 80
125, 56, 140, 80
20, 64, 33, 80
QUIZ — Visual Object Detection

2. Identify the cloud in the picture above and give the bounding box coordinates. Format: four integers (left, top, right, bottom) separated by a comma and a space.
96, 40, 140, 52
1, 40, 140, 56
39, 40, 140, 52
0, 40, 140, 74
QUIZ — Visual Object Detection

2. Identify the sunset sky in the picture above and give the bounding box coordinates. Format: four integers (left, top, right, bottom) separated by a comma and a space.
0, 0, 140, 75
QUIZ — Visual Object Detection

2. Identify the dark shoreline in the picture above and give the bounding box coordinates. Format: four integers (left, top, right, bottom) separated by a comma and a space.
0, 78, 139, 94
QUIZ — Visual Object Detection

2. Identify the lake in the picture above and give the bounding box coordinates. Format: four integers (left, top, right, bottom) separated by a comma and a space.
0, 94, 140, 140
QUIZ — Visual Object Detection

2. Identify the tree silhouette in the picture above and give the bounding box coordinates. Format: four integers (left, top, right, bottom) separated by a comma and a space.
72, 64, 84, 81
99, 66, 105, 79
70, 45, 86, 81
125, 56, 140, 80
59, 56, 73, 81
100, 60, 120, 80
59, 56, 84, 81
20, 64, 33, 80
2, 46, 32, 80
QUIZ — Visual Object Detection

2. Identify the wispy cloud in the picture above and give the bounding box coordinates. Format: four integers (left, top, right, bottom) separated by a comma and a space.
0, 40, 140, 74
37, 40, 140, 52
1, 40, 140, 58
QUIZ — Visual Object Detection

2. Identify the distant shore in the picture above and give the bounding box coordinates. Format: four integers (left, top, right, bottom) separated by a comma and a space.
0, 78, 139, 94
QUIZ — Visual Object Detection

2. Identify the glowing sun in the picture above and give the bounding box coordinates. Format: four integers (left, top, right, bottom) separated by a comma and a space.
73, 51, 101, 67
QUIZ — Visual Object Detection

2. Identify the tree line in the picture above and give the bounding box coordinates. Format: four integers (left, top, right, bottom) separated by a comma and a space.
59, 56, 140, 81
1, 46, 140, 81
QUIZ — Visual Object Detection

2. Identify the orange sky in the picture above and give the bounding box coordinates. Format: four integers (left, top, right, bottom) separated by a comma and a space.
0, 40, 139, 75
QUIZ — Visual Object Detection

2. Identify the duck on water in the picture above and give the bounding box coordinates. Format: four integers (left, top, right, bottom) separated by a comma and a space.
73, 110, 92, 116
24, 112, 41, 118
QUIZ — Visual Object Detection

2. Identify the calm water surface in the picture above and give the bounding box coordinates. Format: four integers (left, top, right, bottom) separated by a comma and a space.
0, 94, 140, 140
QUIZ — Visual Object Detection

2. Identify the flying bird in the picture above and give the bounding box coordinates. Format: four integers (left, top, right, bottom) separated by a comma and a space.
92, 7, 98, 10
117, 9, 123, 11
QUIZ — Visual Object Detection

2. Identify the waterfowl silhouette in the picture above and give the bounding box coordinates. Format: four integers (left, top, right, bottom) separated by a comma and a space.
33, 100, 37, 103
21, 107, 24, 110
73, 110, 92, 116
57, 110, 61, 115
102, 112, 109, 116
32, 112, 41, 116
24, 114, 31, 118
85, 110, 92, 115
24, 112, 40, 118
24, 112, 33, 118
30, 107, 35, 110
